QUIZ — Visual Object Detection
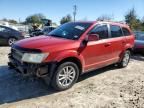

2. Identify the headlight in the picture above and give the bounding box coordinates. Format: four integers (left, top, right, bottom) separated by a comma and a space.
22, 53, 49, 63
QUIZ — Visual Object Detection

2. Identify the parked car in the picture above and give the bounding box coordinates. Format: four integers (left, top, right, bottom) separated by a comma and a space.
30, 26, 56, 37
29, 29, 43, 37
0, 25, 24, 46
8, 21, 134, 91
134, 31, 144, 54
42, 26, 56, 35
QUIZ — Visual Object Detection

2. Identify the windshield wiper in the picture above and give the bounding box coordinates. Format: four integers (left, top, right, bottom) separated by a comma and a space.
48, 34, 61, 37
48, 34, 74, 40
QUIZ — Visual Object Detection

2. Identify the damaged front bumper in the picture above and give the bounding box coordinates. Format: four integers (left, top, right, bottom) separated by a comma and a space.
8, 54, 50, 77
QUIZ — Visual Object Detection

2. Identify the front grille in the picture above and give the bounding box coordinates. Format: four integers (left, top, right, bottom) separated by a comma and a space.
11, 48, 24, 61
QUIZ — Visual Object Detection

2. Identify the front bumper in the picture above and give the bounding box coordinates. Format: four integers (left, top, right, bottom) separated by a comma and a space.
8, 54, 49, 77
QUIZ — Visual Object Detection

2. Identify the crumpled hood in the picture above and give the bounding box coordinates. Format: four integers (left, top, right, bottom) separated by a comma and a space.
15, 35, 75, 49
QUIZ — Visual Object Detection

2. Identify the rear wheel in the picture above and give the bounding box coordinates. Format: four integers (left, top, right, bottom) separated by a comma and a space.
118, 50, 131, 68
8, 38, 16, 46
51, 62, 79, 91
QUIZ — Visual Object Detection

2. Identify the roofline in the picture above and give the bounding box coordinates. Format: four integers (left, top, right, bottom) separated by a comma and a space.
96, 21, 129, 27
75, 20, 128, 25
67, 21, 130, 28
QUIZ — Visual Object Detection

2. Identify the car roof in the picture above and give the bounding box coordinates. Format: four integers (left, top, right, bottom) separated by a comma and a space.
0, 25, 17, 31
75, 21, 129, 28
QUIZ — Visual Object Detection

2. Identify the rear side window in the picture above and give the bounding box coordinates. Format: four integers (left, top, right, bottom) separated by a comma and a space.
122, 27, 131, 36
90, 25, 108, 39
110, 25, 123, 38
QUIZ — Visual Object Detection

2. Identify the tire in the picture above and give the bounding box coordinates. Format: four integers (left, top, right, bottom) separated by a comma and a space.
8, 38, 16, 46
118, 50, 131, 68
51, 62, 79, 91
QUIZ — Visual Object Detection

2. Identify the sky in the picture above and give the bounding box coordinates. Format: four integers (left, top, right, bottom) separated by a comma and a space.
0, 0, 143, 24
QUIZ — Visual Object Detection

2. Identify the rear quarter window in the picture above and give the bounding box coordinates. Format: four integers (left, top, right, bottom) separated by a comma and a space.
122, 27, 131, 36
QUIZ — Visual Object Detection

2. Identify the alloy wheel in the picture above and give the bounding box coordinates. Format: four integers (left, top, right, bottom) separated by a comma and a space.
122, 52, 130, 67
8, 38, 16, 46
58, 66, 76, 87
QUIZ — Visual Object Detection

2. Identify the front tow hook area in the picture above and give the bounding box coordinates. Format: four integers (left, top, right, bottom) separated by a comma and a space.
36, 67, 49, 77
8, 62, 31, 76
8, 62, 49, 77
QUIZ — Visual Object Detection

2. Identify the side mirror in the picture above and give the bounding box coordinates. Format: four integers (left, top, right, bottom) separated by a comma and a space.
82, 34, 99, 46
88, 34, 99, 41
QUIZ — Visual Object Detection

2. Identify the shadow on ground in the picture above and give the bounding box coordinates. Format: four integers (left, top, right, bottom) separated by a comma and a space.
0, 54, 143, 105
0, 64, 118, 105
131, 54, 144, 61
0, 66, 55, 105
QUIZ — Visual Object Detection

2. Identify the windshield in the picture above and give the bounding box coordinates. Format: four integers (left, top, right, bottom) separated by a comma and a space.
48, 22, 92, 40
135, 32, 144, 40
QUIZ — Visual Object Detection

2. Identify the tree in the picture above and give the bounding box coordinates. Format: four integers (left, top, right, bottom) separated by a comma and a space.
25, 13, 46, 24
2, 18, 8, 22
125, 8, 141, 30
1, 18, 18, 24
8, 19, 18, 24
60, 14, 72, 24
97, 14, 113, 21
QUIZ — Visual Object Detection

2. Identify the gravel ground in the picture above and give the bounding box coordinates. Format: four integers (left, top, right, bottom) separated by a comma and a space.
0, 47, 144, 108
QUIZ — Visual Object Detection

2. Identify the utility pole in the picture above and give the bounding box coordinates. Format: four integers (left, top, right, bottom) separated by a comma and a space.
73, 5, 77, 22
19, 18, 21, 24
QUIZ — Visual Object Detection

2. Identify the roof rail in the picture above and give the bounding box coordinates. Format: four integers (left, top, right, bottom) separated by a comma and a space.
97, 20, 127, 24
115, 21, 127, 24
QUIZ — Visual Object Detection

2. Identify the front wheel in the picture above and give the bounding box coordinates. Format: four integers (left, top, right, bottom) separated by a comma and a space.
51, 62, 79, 91
118, 50, 131, 68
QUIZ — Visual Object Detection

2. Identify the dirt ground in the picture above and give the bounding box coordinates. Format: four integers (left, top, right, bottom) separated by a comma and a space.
0, 47, 144, 108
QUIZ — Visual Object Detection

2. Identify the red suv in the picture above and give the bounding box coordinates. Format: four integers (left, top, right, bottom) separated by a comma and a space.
8, 21, 134, 90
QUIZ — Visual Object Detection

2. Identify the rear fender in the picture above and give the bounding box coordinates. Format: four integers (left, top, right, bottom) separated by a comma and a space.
124, 43, 134, 51
119, 43, 133, 62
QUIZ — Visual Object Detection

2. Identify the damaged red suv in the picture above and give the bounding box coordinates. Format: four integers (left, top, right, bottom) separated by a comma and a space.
8, 21, 134, 90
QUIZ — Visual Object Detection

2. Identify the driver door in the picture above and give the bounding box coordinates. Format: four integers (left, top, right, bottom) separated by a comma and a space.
81, 24, 113, 72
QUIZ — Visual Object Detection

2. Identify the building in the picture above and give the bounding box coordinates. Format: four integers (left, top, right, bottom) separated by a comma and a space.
0, 20, 9, 26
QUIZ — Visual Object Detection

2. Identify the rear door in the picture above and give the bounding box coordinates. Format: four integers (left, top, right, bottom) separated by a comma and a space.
108, 24, 126, 61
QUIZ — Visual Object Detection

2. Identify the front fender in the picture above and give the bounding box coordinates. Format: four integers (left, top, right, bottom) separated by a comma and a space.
54, 50, 85, 71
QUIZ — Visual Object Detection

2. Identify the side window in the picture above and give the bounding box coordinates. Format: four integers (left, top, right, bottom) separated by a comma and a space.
110, 25, 123, 38
0, 27, 11, 32
122, 27, 131, 36
90, 25, 108, 39
0, 27, 6, 32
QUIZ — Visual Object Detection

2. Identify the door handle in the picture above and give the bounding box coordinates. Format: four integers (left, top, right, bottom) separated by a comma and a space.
104, 43, 111, 47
